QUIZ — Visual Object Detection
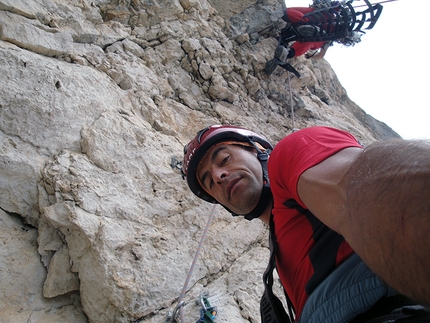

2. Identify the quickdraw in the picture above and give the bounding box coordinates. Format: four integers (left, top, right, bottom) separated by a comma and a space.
196, 293, 217, 323
165, 301, 185, 323
165, 292, 218, 323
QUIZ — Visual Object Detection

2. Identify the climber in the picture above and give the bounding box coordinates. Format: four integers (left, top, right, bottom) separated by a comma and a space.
264, 4, 341, 76
181, 125, 430, 322
265, 0, 380, 76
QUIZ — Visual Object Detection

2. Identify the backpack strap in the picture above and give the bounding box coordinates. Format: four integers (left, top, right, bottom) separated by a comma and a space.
260, 214, 295, 323
350, 295, 430, 323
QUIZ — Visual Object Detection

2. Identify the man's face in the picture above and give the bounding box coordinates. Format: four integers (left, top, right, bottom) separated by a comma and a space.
197, 144, 263, 214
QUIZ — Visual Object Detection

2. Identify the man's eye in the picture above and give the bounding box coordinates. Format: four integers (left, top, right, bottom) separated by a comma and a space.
221, 156, 229, 165
209, 179, 214, 189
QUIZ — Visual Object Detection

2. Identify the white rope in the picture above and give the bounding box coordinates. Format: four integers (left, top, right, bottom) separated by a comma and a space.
176, 204, 217, 323
287, 73, 296, 131
353, 0, 398, 8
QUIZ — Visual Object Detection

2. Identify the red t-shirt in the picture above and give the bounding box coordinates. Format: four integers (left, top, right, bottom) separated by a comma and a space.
268, 126, 362, 318
285, 7, 316, 23
290, 41, 326, 58
284, 6, 341, 57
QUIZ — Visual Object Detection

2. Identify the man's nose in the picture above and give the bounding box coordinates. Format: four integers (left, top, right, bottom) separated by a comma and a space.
213, 168, 228, 183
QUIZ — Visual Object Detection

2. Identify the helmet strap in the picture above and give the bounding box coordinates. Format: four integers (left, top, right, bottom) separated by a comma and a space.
244, 185, 272, 220
229, 137, 272, 220
247, 136, 271, 186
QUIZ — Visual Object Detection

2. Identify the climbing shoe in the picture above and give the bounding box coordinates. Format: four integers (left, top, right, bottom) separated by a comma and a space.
264, 46, 289, 76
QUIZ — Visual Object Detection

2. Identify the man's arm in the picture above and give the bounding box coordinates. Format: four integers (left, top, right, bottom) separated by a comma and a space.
298, 139, 430, 306
306, 46, 329, 60
305, 41, 331, 59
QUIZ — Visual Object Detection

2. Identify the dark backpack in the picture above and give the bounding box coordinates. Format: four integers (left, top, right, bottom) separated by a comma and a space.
260, 215, 430, 323
280, 0, 383, 46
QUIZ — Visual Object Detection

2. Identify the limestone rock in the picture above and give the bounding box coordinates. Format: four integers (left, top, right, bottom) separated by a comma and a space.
0, 0, 400, 323
0, 209, 86, 322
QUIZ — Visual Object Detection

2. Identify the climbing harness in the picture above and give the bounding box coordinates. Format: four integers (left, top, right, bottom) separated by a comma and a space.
166, 204, 217, 323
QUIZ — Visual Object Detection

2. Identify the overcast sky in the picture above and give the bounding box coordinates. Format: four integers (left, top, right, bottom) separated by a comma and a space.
285, 0, 430, 139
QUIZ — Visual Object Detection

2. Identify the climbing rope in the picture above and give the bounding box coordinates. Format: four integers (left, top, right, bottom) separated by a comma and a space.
353, 0, 398, 8
287, 73, 296, 131
167, 204, 217, 323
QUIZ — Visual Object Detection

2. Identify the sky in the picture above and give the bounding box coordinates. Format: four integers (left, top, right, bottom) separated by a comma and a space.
285, 0, 430, 139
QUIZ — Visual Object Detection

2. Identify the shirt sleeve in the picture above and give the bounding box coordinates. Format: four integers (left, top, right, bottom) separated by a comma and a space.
268, 126, 362, 207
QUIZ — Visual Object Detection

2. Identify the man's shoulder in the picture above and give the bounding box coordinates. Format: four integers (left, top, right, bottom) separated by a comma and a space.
275, 126, 360, 150
269, 126, 362, 175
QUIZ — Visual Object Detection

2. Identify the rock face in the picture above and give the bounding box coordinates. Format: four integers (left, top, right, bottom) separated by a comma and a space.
0, 0, 399, 322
